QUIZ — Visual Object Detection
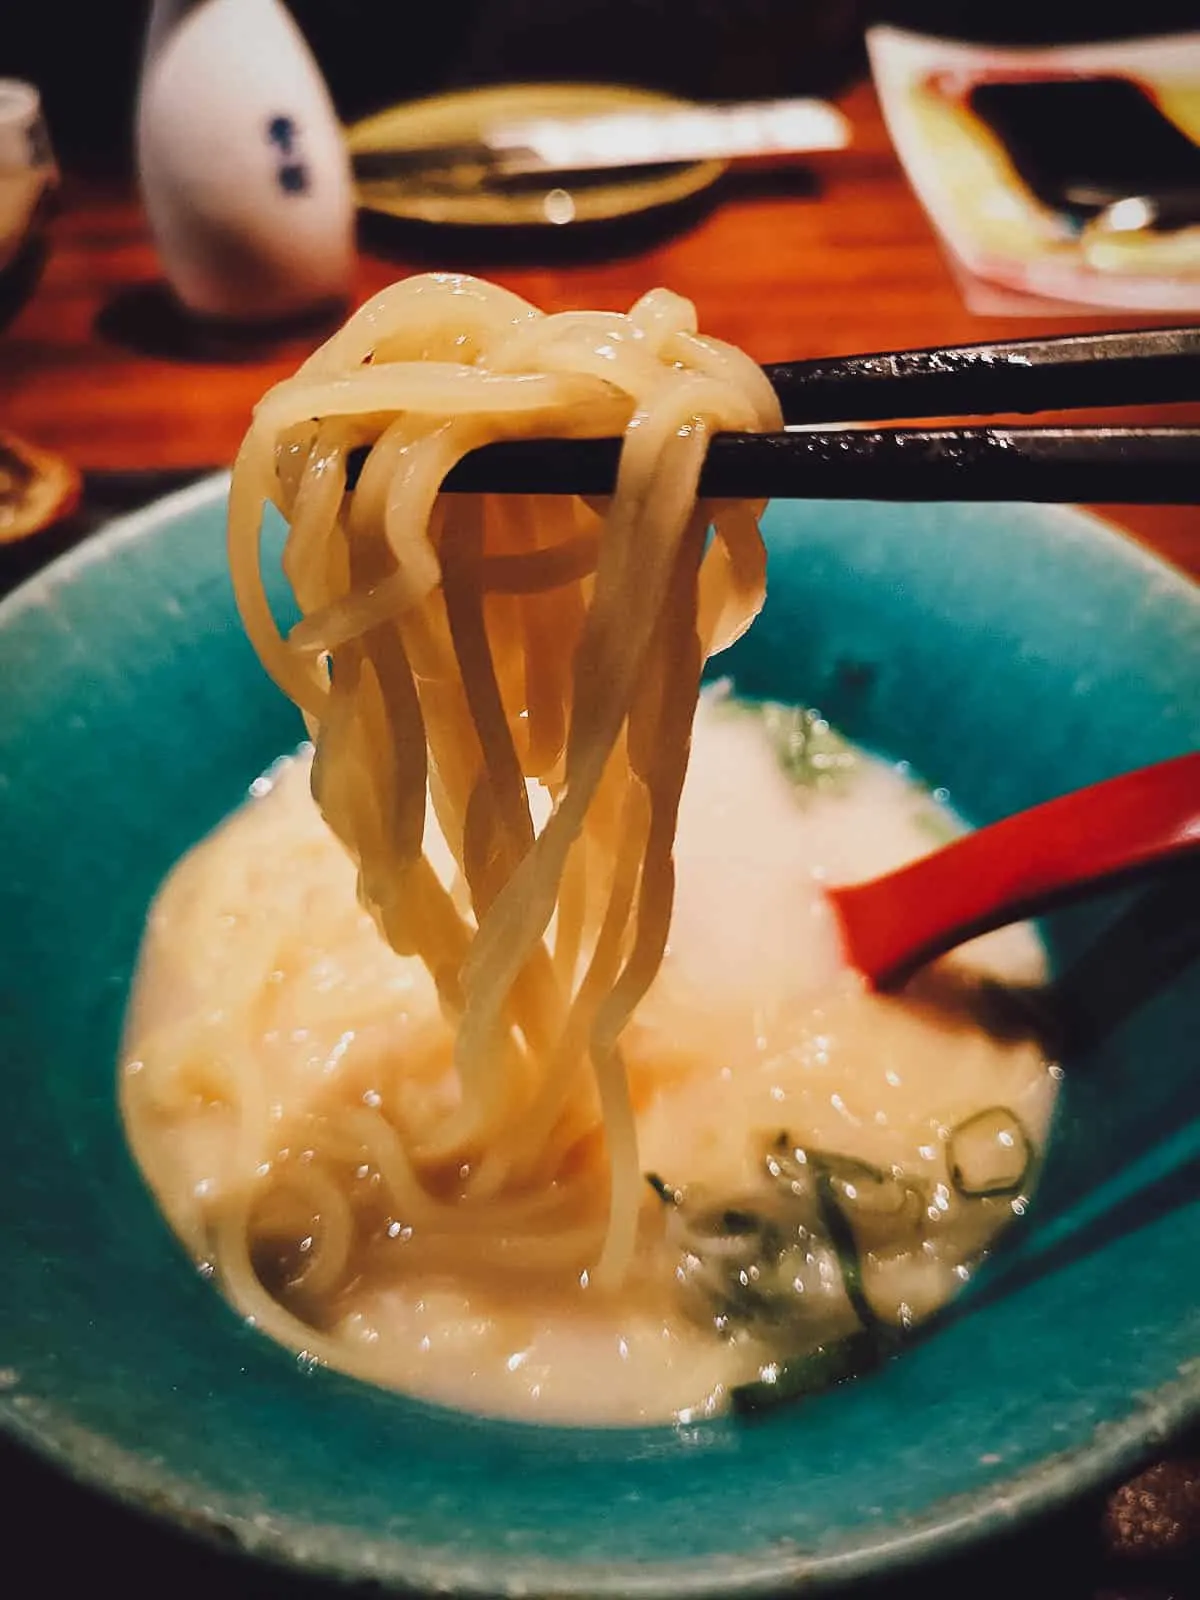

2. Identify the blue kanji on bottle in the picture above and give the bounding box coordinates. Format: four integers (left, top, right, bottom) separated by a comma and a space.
278, 162, 311, 195
266, 115, 309, 195
267, 114, 296, 154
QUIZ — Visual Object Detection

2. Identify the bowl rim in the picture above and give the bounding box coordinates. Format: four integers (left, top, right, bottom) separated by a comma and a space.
2, 472, 1198, 1596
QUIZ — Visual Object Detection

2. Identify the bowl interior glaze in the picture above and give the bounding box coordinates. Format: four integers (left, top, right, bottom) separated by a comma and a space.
0, 477, 1197, 1596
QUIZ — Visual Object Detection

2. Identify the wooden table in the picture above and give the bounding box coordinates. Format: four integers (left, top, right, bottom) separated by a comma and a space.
0, 77, 1196, 1600
1, 81, 1197, 578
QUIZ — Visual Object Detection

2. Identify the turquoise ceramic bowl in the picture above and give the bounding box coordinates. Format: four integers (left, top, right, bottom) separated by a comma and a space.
1, 477, 1197, 1594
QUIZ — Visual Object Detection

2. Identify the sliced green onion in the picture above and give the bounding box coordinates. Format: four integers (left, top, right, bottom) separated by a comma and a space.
762, 1131, 925, 1248
761, 1135, 880, 1330
812, 1166, 877, 1330
731, 1328, 899, 1414
948, 1107, 1032, 1199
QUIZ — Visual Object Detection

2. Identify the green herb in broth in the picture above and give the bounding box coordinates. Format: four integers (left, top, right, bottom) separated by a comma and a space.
661, 1187, 856, 1339
645, 1171, 680, 1205
635, 699, 1052, 1416
709, 688, 964, 846
707, 684, 859, 796
760, 703, 858, 794
762, 1134, 928, 1259
647, 1126, 958, 1413
648, 1137, 910, 1352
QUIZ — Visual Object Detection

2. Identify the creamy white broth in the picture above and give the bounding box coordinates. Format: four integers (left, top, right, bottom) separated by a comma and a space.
121, 692, 1056, 1424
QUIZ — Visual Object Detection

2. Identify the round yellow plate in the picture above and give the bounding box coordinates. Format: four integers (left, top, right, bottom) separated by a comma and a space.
345, 82, 727, 228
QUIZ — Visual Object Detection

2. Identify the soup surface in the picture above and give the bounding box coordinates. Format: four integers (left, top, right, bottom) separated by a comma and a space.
122, 691, 1056, 1424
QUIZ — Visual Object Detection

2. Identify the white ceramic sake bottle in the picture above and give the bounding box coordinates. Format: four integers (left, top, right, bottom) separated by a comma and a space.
136, 0, 355, 322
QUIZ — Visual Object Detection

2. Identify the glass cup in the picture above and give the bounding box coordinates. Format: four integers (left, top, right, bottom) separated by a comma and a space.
0, 80, 58, 332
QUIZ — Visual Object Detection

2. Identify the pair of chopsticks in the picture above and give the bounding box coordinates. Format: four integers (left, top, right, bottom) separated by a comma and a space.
438, 326, 1200, 503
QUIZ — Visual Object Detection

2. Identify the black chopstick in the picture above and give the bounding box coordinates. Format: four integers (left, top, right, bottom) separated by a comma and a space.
336, 327, 1200, 502
439, 426, 1200, 503
762, 326, 1200, 424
